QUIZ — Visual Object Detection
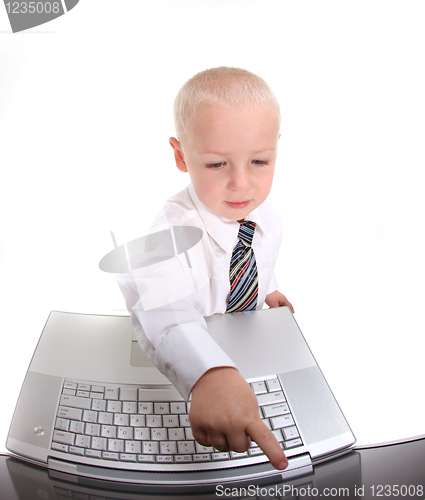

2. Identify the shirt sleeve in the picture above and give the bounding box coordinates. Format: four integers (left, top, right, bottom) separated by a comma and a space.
267, 272, 279, 295
115, 207, 238, 401
116, 273, 237, 401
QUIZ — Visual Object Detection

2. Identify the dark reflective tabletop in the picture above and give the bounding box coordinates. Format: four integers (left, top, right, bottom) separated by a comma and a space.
1, 439, 424, 500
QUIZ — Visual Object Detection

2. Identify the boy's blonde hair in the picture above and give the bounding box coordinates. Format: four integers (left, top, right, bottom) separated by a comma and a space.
173, 67, 280, 147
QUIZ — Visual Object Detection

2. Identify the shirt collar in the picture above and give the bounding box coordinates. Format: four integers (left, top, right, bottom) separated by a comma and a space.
188, 183, 267, 253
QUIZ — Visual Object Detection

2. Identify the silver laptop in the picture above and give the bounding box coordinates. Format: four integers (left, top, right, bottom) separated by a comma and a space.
6, 307, 355, 489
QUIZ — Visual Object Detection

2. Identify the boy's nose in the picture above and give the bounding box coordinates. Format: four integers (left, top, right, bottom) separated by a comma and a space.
228, 166, 251, 191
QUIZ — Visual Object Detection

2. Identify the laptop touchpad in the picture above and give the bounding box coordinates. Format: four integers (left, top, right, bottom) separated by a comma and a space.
130, 341, 155, 368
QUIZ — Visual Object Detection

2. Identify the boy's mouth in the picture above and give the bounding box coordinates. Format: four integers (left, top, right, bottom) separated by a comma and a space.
225, 200, 251, 209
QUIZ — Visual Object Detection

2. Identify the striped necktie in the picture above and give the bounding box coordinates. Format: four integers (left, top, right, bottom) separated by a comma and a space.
226, 221, 258, 313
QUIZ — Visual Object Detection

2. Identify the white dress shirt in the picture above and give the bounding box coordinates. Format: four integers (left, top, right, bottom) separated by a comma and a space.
116, 183, 283, 401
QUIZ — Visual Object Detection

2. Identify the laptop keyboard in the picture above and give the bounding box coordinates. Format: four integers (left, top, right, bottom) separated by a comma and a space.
51, 376, 303, 470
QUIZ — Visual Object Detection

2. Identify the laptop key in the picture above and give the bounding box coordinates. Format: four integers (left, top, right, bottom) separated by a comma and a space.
107, 401, 122, 413
151, 428, 167, 440
52, 442, 68, 453
154, 403, 170, 414
85, 449, 102, 458
212, 452, 230, 460
271, 429, 283, 442
62, 388, 76, 396
265, 378, 281, 392
82, 410, 97, 423
146, 415, 162, 427
92, 399, 106, 411
175, 454, 192, 462
101, 425, 116, 438
185, 427, 194, 440
60, 395, 92, 410
130, 415, 145, 427
170, 402, 186, 414
262, 402, 290, 418
284, 438, 303, 449
84, 423, 100, 436
248, 447, 264, 456
119, 388, 138, 401
98, 412, 113, 425
108, 439, 124, 453
114, 414, 130, 426
179, 415, 191, 427
55, 418, 70, 431
160, 441, 177, 454
105, 387, 119, 400
64, 382, 78, 390
270, 414, 295, 430
69, 446, 85, 456
282, 425, 299, 440
163, 415, 179, 427
122, 402, 137, 414
250, 381, 267, 394
57, 406, 82, 420
76, 390, 90, 398
256, 391, 285, 406
75, 435, 90, 448
134, 428, 150, 440
125, 441, 141, 454
69, 421, 84, 434
179, 441, 196, 454
117, 426, 133, 439
91, 437, 107, 451
195, 443, 213, 453
53, 430, 75, 446
168, 428, 185, 440
143, 442, 159, 454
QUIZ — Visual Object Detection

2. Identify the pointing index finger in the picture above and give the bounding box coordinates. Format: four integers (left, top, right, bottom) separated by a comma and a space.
246, 420, 288, 470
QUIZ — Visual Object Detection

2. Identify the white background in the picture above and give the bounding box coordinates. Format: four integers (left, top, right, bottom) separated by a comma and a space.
1, 0, 424, 453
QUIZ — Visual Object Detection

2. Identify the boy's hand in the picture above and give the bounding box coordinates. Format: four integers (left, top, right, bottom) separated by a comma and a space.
189, 367, 288, 471
265, 290, 294, 313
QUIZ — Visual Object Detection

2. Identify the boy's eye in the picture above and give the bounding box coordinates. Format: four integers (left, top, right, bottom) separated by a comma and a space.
205, 160, 269, 168
206, 162, 226, 169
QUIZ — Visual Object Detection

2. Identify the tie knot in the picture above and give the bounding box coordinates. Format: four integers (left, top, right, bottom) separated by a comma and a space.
238, 221, 256, 247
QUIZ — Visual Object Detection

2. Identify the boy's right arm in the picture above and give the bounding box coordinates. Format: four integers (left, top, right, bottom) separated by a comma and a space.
117, 265, 288, 470
189, 367, 289, 471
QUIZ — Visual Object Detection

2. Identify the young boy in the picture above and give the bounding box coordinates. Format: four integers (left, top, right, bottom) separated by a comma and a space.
117, 67, 293, 471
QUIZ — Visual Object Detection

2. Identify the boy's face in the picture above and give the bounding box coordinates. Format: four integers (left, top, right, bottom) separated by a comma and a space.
170, 103, 280, 221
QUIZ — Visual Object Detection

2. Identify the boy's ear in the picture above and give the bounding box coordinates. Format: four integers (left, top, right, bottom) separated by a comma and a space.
169, 137, 188, 172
